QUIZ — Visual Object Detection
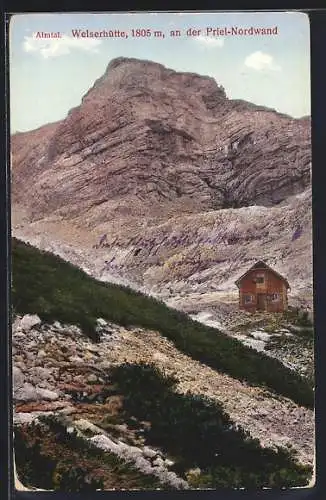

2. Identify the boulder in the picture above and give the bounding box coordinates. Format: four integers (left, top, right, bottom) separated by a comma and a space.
20, 315, 41, 331
96, 318, 107, 327
14, 382, 59, 402
152, 456, 165, 467
143, 447, 158, 459
29, 366, 54, 382
87, 373, 98, 384
13, 366, 25, 389
14, 382, 40, 402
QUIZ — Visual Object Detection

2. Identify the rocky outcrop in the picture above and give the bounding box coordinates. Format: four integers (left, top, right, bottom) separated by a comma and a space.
87, 431, 188, 489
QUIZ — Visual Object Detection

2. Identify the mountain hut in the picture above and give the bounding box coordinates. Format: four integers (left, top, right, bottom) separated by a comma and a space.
235, 261, 290, 313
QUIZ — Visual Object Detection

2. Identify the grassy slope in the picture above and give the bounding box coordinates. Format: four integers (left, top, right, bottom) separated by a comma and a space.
12, 238, 313, 408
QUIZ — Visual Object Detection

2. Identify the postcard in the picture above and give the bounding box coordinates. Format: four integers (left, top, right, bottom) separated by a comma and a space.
9, 10, 314, 491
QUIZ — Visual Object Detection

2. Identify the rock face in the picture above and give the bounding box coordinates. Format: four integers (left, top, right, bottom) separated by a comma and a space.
12, 57, 310, 224
11, 57, 313, 311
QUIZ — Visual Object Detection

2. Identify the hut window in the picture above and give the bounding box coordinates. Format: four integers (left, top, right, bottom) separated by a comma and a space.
244, 294, 253, 304
255, 274, 264, 283
270, 293, 279, 302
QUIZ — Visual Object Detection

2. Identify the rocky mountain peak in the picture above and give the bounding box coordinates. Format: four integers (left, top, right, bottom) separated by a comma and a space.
81, 57, 227, 109
12, 57, 311, 237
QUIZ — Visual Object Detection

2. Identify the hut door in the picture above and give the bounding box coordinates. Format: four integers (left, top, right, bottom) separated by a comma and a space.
257, 293, 266, 311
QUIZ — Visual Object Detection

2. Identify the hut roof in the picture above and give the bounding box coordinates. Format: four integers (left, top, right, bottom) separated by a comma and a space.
235, 260, 290, 289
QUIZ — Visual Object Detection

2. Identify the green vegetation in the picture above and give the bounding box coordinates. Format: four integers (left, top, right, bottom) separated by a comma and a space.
14, 417, 161, 491
284, 307, 313, 326
12, 238, 313, 408
15, 424, 57, 490
284, 307, 314, 340
109, 362, 312, 489
14, 422, 104, 491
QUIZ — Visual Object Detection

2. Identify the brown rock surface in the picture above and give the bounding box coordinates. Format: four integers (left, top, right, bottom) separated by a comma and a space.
12, 57, 310, 226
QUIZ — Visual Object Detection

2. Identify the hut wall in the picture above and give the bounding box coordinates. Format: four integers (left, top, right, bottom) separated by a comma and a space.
238, 269, 287, 313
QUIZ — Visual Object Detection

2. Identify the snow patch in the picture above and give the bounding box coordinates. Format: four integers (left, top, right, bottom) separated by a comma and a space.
190, 311, 225, 331
242, 338, 266, 352
250, 330, 273, 341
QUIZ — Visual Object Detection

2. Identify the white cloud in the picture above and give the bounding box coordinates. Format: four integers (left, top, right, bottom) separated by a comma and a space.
23, 34, 102, 59
195, 35, 224, 48
244, 51, 281, 71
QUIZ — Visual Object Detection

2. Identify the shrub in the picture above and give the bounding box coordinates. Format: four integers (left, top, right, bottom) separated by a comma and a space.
284, 307, 313, 328
14, 424, 57, 490
53, 465, 104, 492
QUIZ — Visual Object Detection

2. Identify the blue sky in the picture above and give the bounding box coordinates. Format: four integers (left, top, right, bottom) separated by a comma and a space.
9, 11, 310, 132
